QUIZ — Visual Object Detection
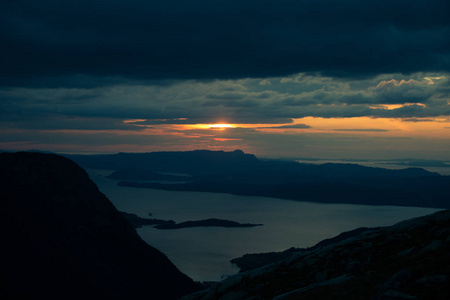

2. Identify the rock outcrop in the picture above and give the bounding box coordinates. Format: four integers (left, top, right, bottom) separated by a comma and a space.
0, 152, 200, 299
183, 210, 450, 300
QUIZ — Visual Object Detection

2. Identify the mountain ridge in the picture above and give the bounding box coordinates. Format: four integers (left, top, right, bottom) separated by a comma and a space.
64, 149, 440, 177
65, 149, 259, 174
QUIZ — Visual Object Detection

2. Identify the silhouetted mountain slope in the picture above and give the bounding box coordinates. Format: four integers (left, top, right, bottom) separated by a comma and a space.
183, 210, 450, 300
0, 152, 199, 300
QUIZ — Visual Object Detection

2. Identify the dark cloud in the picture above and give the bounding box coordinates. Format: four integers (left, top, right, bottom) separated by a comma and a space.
333, 129, 389, 132
264, 124, 312, 129
1, 0, 449, 87
402, 118, 440, 122
0, 116, 143, 131
0, 128, 180, 151
134, 118, 293, 125
206, 92, 247, 101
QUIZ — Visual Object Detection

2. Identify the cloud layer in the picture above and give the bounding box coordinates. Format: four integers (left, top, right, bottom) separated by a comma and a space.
1, 73, 448, 130
1, 0, 449, 86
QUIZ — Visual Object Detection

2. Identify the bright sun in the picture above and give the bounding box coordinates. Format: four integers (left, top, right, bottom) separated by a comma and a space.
208, 124, 234, 129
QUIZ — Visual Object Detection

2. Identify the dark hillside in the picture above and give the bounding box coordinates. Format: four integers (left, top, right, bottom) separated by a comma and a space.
0, 152, 199, 300
183, 210, 450, 300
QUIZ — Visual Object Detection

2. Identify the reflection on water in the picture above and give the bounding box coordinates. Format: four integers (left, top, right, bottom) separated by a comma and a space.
88, 169, 441, 282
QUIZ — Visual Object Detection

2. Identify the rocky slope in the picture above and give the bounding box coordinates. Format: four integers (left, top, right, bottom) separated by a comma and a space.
183, 210, 450, 300
0, 152, 200, 299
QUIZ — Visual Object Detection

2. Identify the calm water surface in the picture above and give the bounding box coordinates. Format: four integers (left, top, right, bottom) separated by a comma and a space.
88, 169, 441, 282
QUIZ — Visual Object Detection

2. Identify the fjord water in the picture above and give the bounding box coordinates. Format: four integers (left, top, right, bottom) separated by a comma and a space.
88, 170, 440, 282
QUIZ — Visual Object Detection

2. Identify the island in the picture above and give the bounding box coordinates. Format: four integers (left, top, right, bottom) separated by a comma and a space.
154, 218, 263, 229
120, 212, 262, 230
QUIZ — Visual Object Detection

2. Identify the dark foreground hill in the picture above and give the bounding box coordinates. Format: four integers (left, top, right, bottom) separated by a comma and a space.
183, 209, 450, 300
0, 152, 200, 300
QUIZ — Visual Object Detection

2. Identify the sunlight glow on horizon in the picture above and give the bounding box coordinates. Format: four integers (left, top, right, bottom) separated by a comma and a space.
208, 124, 235, 129
180, 123, 237, 130
1, 116, 449, 160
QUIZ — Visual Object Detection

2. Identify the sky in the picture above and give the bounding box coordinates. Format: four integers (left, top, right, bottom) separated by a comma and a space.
1, 0, 450, 160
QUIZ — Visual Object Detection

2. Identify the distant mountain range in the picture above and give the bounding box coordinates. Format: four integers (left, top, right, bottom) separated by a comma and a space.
0, 152, 200, 299
65, 150, 450, 208
65, 149, 259, 174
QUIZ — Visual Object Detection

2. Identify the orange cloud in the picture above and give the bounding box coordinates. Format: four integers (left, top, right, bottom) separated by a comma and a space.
214, 138, 243, 142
